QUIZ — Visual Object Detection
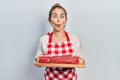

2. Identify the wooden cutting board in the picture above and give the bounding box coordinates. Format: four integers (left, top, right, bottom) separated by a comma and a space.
34, 59, 86, 68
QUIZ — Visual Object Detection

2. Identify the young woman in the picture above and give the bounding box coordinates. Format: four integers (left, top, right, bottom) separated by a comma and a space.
35, 3, 85, 80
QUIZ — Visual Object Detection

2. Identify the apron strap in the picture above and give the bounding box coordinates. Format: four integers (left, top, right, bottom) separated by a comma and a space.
65, 31, 70, 41
47, 32, 53, 43
47, 31, 70, 43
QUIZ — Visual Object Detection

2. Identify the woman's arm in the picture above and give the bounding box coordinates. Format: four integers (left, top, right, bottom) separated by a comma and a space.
35, 38, 43, 62
70, 34, 85, 63
35, 35, 49, 62
75, 37, 85, 63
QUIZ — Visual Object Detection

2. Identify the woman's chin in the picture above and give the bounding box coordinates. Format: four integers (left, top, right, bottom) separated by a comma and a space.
54, 29, 64, 32
53, 27, 64, 32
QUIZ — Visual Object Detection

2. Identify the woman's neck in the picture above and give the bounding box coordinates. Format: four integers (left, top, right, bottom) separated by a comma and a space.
53, 30, 65, 37
52, 30, 66, 43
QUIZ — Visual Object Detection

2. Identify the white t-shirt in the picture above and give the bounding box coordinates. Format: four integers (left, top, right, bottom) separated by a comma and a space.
35, 33, 82, 57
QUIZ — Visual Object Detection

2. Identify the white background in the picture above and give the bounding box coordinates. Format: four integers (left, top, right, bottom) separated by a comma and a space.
0, 0, 120, 80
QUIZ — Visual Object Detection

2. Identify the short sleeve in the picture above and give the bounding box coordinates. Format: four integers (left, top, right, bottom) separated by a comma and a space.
35, 38, 43, 58
35, 35, 48, 58
69, 34, 82, 57
74, 36, 82, 56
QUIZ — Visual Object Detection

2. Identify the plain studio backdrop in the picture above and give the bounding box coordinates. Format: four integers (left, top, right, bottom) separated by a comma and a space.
0, 0, 120, 80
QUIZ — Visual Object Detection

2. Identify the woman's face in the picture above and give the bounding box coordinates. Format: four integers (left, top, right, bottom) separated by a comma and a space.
49, 8, 67, 32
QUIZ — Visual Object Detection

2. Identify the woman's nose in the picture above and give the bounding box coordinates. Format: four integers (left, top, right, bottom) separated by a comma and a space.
57, 17, 60, 22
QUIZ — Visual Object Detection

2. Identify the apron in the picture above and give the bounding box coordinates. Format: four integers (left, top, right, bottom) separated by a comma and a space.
44, 31, 77, 80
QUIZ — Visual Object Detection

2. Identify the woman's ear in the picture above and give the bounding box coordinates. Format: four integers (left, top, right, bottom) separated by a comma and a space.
48, 18, 51, 23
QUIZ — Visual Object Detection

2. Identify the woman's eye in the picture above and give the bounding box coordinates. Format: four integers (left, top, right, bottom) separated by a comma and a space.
60, 15, 64, 18
52, 15, 57, 18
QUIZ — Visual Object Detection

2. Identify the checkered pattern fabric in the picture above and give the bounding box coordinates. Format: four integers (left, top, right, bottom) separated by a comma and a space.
44, 31, 77, 80
44, 67, 77, 80
47, 41, 74, 56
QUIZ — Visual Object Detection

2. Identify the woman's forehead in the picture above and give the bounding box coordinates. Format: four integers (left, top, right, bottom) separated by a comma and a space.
51, 8, 65, 14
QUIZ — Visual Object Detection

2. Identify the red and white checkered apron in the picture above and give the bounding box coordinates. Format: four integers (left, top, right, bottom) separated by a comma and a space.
44, 31, 77, 80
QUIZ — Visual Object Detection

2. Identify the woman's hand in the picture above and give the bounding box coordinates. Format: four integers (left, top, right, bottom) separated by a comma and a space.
79, 56, 85, 64
35, 56, 40, 62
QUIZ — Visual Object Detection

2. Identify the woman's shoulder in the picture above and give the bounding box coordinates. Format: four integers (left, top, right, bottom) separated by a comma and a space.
68, 33, 80, 40
68, 33, 81, 47
40, 34, 49, 39
39, 34, 49, 42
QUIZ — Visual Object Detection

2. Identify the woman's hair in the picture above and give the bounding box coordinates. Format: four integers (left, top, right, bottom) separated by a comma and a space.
49, 3, 67, 19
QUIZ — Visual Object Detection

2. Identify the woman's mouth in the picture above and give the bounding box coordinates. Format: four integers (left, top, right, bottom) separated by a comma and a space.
56, 24, 61, 27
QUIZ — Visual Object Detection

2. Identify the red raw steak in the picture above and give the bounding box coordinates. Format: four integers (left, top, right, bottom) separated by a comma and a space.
39, 55, 52, 63
53, 55, 79, 64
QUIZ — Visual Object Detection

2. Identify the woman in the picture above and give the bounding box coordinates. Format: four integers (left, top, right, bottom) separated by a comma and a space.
35, 3, 84, 80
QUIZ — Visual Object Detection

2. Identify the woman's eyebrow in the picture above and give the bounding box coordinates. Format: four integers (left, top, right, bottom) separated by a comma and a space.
60, 13, 65, 15
52, 13, 65, 15
51, 13, 57, 15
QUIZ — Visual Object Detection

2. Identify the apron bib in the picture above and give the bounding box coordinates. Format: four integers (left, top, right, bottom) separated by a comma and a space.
44, 31, 77, 80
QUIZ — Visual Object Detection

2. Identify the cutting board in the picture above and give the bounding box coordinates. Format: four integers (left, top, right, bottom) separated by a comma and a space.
34, 59, 86, 68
